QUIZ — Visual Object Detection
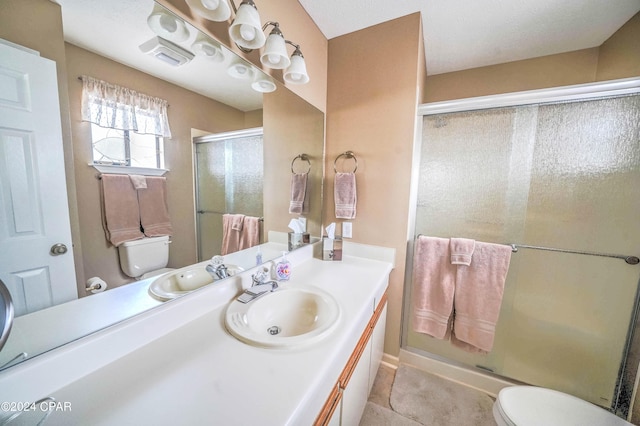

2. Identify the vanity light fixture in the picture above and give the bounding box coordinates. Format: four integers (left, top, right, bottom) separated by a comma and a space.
228, 0, 265, 50
139, 37, 194, 67
185, 0, 231, 22
147, 9, 191, 43
251, 76, 276, 93
283, 42, 309, 84
184, 0, 310, 83
227, 62, 254, 80
259, 22, 290, 69
191, 38, 225, 62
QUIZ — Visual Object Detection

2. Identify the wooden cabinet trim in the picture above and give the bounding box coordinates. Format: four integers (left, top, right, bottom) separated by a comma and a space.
314, 383, 342, 426
315, 290, 389, 426
339, 291, 388, 388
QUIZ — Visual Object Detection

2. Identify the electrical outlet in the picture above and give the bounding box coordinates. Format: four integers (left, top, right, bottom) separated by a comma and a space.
343, 222, 353, 238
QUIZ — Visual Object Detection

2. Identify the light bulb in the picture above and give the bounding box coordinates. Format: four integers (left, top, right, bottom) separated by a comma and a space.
159, 15, 178, 33
201, 0, 220, 10
239, 24, 256, 42
267, 53, 280, 65
201, 44, 217, 56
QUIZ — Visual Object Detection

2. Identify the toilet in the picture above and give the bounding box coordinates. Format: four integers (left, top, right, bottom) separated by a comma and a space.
118, 235, 174, 279
493, 386, 632, 426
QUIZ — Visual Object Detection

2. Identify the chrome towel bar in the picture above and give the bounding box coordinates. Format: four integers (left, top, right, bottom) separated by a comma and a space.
414, 235, 639, 265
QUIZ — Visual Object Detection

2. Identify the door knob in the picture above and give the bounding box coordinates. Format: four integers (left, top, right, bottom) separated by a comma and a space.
50, 243, 68, 256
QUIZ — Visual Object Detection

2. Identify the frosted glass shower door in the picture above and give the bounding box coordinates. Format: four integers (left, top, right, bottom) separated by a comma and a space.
195, 134, 263, 261
501, 96, 640, 407
408, 94, 640, 408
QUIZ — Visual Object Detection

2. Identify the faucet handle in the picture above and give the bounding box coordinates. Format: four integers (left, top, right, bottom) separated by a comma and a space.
251, 266, 270, 285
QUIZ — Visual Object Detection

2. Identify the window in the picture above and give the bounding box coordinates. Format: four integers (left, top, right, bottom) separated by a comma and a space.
81, 75, 171, 172
91, 123, 164, 169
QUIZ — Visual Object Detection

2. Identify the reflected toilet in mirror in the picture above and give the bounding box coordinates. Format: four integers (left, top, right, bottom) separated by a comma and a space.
0, 0, 324, 372
118, 236, 175, 280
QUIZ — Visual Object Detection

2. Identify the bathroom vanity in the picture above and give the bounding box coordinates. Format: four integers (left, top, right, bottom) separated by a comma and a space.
0, 242, 393, 425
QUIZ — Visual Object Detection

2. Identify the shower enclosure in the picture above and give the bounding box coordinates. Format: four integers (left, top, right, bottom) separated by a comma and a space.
194, 128, 263, 262
403, 79, 640, 416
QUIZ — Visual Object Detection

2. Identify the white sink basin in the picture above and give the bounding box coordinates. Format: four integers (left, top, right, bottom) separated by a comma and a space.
149, 264, 243, 301
225, 285, 341, 349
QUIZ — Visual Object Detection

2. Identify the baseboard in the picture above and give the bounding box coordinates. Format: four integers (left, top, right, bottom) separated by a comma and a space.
381, 353, 399, 369
399, 348, 516, 397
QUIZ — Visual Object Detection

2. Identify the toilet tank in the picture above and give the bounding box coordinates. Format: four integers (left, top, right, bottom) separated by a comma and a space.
118, 236, 170, 278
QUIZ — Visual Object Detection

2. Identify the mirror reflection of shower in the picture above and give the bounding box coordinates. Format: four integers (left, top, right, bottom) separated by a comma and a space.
194, 128, 264, 262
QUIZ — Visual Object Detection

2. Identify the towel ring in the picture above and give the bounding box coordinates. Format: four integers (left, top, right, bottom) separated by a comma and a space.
291, 154, 311, 174
334, 151, 358, 173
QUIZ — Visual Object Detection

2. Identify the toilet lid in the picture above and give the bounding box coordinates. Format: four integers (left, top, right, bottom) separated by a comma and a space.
497, 386, 631, 426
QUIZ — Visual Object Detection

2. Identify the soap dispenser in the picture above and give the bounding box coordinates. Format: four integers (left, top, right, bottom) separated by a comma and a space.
275, 252, 291, 281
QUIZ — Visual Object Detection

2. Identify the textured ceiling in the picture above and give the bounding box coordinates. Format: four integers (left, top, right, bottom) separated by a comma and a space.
298, 0, 640, 75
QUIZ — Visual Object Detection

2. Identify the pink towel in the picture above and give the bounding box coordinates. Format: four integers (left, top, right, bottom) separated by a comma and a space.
411, 236, 456, 339
138, 177, 173, 238
450, 238, 475, 265
239, 216, 260, 250
129, 174, 147, 189
334, 172, 356, 219
222, 214, 241, 255
100, 174, 144, 247
452, 242, 512, 352
221, 214, 260, 255
231, 214, 245, 231
289, 173, 309, 214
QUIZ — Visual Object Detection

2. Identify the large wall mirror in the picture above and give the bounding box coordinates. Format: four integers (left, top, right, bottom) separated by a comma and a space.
0, 0, 324, 371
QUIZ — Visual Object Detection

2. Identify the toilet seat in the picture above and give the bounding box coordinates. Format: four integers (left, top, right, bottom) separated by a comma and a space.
493, 386, 632, 426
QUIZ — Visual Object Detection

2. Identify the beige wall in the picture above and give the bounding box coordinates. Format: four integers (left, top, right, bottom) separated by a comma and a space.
159, 0, 328, 113
596, 12, 640, 81
0, 0, 86, 289
424, 48, 599, 102
424, 11, 640, 103
263, 84, 325, 240
65, 43, 252, 291
325, 13, 425, 357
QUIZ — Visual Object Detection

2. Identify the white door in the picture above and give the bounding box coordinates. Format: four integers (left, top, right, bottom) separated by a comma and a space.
0, 40, 77, 316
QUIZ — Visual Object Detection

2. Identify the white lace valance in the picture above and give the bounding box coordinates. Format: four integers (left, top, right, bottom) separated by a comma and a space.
81, 75, 172, 138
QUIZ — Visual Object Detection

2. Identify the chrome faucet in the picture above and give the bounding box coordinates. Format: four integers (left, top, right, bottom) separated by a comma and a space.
206, 255, 230, 280
236, 267, 279, 304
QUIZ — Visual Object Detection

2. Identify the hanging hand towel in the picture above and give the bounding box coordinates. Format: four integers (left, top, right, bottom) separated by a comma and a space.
231, 214, 245, 231
289, 173, 308, 214
452, 241, 512, 352
138, 176, 173, 238
221, 214, 240, 255
450, 238, 475, 265
221, 214, 260, 255
411, 236, 456, 339
239, 216, 261, 250
334, 172, 356, 219
100, 174, 144, 246
129, 174, 147, 189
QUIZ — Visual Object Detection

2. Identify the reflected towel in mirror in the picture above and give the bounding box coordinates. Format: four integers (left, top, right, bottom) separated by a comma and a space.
138, 177, 173, 238
100, 174, 144, 246
222, 214, 260, 255
289, 173, 309, 214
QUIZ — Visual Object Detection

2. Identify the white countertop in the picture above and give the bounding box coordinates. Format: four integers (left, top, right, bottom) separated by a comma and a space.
0, 243, 393, 425
0, 241, 290, 369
